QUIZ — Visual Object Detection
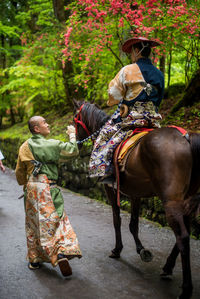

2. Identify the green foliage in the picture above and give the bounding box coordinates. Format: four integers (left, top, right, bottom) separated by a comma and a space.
0, 0, 200, 126
61, 0, 200, 103
0, 21, 20, 38
0, 0, 68, 123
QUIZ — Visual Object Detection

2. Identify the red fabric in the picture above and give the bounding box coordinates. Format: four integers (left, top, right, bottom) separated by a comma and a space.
168, 125, 188, 136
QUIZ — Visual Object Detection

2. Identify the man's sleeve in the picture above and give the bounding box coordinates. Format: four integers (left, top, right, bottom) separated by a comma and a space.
58, 135, 79, 162
15, 155, 28, 185
107, 68, 126, 107
15, 141, 34, 186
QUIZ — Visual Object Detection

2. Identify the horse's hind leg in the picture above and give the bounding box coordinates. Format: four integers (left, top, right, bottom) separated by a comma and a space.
129, 198, 153, 262
161, 243, 179, 279
165, 205, 193, 299
161, 215, 191, 280
104, 185, 123, 258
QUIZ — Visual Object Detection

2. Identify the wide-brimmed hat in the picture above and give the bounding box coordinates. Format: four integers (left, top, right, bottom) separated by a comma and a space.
122, 37, 160, 53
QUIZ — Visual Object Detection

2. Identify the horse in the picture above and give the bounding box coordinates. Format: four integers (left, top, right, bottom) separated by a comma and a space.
73, 99, 200, 299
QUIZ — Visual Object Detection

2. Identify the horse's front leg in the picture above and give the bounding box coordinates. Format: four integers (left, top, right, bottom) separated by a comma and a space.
166, 206, 193, 299
104, 185, 123, 258
129, 198, 153, 262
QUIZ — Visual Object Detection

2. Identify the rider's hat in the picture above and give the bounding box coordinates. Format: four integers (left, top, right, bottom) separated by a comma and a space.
122, 37, 160, 54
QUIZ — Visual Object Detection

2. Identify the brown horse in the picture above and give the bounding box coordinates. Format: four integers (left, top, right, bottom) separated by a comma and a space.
73, 99, 200, 299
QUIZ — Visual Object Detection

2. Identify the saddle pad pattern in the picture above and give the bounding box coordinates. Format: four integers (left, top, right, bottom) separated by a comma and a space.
118, 131, 149, 162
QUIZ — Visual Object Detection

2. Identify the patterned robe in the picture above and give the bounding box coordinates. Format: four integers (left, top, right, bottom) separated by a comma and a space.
16, 134, 82, 266
89, 58, 164, 177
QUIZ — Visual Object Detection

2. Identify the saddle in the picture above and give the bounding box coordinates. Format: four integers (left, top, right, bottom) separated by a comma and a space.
113, 128, 153, 207
117, 129, 152, 169
113, 126, 189, 207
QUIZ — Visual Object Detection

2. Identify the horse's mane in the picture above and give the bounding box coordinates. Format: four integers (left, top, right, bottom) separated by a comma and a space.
82, 102, 110, 132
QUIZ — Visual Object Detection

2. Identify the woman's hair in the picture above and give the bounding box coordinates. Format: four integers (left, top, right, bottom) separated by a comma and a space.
133, 42, 151, 58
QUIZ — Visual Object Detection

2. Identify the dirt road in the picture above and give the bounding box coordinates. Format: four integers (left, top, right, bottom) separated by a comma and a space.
0, 169, 200, 299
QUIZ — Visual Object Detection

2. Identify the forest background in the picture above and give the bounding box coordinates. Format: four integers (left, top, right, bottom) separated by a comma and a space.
0, 0, 200, 235
0, 0, 200, 142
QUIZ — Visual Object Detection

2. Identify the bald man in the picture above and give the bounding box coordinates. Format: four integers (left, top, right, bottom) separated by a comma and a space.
15, 116, 82, 276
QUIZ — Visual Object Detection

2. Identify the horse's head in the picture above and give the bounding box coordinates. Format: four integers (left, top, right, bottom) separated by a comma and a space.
73, 99, 88, 149
72, 98, 109, 149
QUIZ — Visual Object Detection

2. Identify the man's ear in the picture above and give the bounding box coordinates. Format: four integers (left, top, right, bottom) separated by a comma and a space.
33, 125, 40, 134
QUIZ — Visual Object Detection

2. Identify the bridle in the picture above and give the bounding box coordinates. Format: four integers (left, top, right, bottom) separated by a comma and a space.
74, 104, 91, 137
74, 104, 102, 145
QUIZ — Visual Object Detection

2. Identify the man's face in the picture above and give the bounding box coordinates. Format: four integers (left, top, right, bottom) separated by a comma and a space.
34, 117, 50, 136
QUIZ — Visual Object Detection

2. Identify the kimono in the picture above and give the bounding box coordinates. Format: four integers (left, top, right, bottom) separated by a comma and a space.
15, 134, 82, 266
89, 58, 164, 178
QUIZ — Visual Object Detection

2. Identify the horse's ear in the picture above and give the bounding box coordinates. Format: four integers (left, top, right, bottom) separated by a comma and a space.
72, 98, 80, 109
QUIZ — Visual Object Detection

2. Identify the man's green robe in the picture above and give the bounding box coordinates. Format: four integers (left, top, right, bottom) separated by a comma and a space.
27, 134, 78, 217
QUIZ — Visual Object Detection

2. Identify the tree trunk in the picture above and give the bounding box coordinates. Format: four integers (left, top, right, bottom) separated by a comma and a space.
1, 34, 6, 69
52, 0, 74, 108
167, 50, 172, 88
10, 105, 16, 125
53, 0, 65, 22
53, 0, 71, 23
159, 55, 165, 75
171, 68, 200, 113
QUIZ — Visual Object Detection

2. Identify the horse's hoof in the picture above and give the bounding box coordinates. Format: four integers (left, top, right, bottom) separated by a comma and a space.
178, 290, 193, 299
109, 250, 120, 258
109, 252, 120, 258
160, 271, 173, 280
140, 249, 153, 262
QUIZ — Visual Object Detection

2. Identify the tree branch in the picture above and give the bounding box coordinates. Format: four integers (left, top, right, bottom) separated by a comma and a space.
106, 45, 124, 67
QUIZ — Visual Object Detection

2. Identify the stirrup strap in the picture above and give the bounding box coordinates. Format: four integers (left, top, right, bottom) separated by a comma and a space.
113, 141, 124, 207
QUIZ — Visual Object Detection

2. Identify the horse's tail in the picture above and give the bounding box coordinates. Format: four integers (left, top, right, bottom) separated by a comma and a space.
189, 133, 200, 171
184, 133, 200, 219
184, 194, 200, 222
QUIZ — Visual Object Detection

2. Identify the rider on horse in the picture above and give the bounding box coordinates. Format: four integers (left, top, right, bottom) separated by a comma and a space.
89, 37, 164, 183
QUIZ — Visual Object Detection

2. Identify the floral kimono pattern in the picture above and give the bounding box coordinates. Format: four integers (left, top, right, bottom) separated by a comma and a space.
89, 101, 162, 178
25, 174, 82, 266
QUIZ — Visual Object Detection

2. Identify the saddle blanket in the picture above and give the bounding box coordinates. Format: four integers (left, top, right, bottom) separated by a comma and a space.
117, 125, 188, 164
118, 131, 149, 162
117, 128, 153, 163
